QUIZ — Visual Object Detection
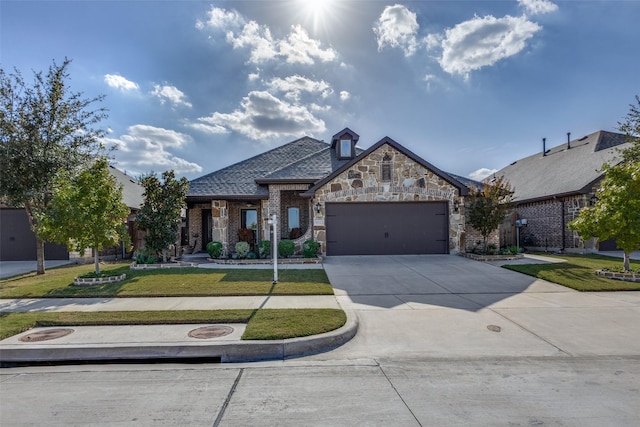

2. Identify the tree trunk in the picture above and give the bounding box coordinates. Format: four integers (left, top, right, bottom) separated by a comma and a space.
94, 248, 100, 275
623, 251, 630, 272
24, 202, 46, 275
35, 237, 46, 275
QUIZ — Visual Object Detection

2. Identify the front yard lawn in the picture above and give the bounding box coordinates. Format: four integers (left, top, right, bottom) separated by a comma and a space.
0, 309, 346, 341
0, 263, 344, 341
0, 263, 333, 298
502, 253, 640, 291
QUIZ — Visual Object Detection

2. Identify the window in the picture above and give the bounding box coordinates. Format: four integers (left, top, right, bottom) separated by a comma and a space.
340, 139, 352, 158
287, 207, 300, 230
241, 209, 257, 230
381, 153, 392, 181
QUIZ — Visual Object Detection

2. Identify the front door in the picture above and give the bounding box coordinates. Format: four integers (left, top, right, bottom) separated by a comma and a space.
201, 209, 212, 251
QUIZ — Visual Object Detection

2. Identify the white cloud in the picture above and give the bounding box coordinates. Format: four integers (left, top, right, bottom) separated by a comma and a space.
469, 167, 498, 181
105, 125, 202, 174
198, 7, 337, 65
197, 91, 326, 140
187, 122, 230, 135
373, 4, 420, 56
195, 6, 244, 30
227, 20, 278, 63
437, 15, 541, 76
518, 0, 559, 15
104, 74, 139, 91
150, 84, 192, 108
278, 24, 337, 64
266, 75, 332, 101
340, 91, 350, 101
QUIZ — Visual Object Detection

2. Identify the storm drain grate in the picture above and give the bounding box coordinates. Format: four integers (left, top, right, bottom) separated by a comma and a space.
188, 325, 234, 339
20, 328, 74, 342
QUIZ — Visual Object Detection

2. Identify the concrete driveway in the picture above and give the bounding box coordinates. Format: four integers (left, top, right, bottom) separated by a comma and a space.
310, 254, 640, 361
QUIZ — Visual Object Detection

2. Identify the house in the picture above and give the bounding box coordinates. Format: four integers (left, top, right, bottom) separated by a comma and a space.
186, 128, 473, 257
0, 165, 144, 261
494, 130, 631, 252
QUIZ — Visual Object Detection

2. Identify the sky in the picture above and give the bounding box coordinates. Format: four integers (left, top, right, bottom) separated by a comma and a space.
2, 0, 639, 182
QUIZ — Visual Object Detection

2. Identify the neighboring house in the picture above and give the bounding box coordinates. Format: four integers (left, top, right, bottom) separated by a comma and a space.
494, 130, 631, 252
187, 128, 472, 256
0, 165, 144, 261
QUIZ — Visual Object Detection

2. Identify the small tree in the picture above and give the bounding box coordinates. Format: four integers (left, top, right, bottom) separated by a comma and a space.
39, 158, 130, 275
569, 96, 640, 272
466, 176, 514, 254
136, 170, 189, 262
0, 59, 106, 274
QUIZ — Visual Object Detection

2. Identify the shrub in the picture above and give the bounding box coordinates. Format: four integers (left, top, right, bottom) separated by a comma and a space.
247, 251, 257, 259
303, 240, 320, 258
206, 241, 223, 258
135, 247, 157, 264
258, 240, 271, 258
508, 245, 520, 255
487, 243, 498, 255
278, 239, 295, 258
235, 241, 250, 258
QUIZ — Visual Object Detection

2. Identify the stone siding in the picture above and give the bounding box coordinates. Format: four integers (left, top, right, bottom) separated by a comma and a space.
312, 144, 465, 254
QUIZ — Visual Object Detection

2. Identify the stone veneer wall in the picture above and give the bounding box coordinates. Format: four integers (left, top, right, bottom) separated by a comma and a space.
463, 225, 499, 252
210, 200, 228, 255
312, 144, 465, 254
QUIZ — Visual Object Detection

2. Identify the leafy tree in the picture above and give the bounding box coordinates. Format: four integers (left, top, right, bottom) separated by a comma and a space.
617, 95, 640, 163
39, 158, 130, 275
0, 59, 106, 274
570, 96, 640, 271
136, 170, 189, 262
466, 176, 514, 254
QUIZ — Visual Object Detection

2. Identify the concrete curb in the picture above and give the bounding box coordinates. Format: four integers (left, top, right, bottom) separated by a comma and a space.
0, 311, 358, 365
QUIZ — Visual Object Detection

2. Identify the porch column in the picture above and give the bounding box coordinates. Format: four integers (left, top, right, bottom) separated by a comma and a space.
268, 186, 281, 224
211, 200, 229, 256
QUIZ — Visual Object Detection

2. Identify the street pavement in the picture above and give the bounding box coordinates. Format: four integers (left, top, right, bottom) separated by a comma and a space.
2, 254, 640, 426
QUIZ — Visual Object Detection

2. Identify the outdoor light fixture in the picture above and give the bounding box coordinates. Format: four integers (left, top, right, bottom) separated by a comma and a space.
315, 202, 322, 214
589, 195, 598, 206
453, 199, 460, 213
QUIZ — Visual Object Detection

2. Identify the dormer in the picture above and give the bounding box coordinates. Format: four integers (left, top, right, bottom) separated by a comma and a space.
331, 128, 359, 160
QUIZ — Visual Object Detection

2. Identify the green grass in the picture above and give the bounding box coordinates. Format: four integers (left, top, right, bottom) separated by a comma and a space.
0, 263, 333, 298
0, 309, 346, 341
243, 309, 347, 340
503, 253, 640, 291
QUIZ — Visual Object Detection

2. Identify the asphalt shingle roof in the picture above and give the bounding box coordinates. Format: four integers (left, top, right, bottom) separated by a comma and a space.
495, 130, 630, 203
188, 137, 331, 198
108, 165, 144, 209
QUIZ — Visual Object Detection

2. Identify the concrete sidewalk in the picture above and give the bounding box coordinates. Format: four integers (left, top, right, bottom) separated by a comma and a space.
0, 293, 356, 364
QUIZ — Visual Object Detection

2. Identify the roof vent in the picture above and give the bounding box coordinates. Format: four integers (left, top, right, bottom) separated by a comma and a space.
567, 132, 571, 149
542, 137, 546, 157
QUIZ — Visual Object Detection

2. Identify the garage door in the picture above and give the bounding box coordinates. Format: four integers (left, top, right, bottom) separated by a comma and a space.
325, 202, 449, 255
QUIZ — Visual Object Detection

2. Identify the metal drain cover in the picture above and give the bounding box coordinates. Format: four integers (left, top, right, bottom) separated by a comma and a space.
20, 328, 74, 342
188, 325, 234, 339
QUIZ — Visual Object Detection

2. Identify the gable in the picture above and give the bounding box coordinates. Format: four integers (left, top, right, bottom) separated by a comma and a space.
304, 137, 468, 198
